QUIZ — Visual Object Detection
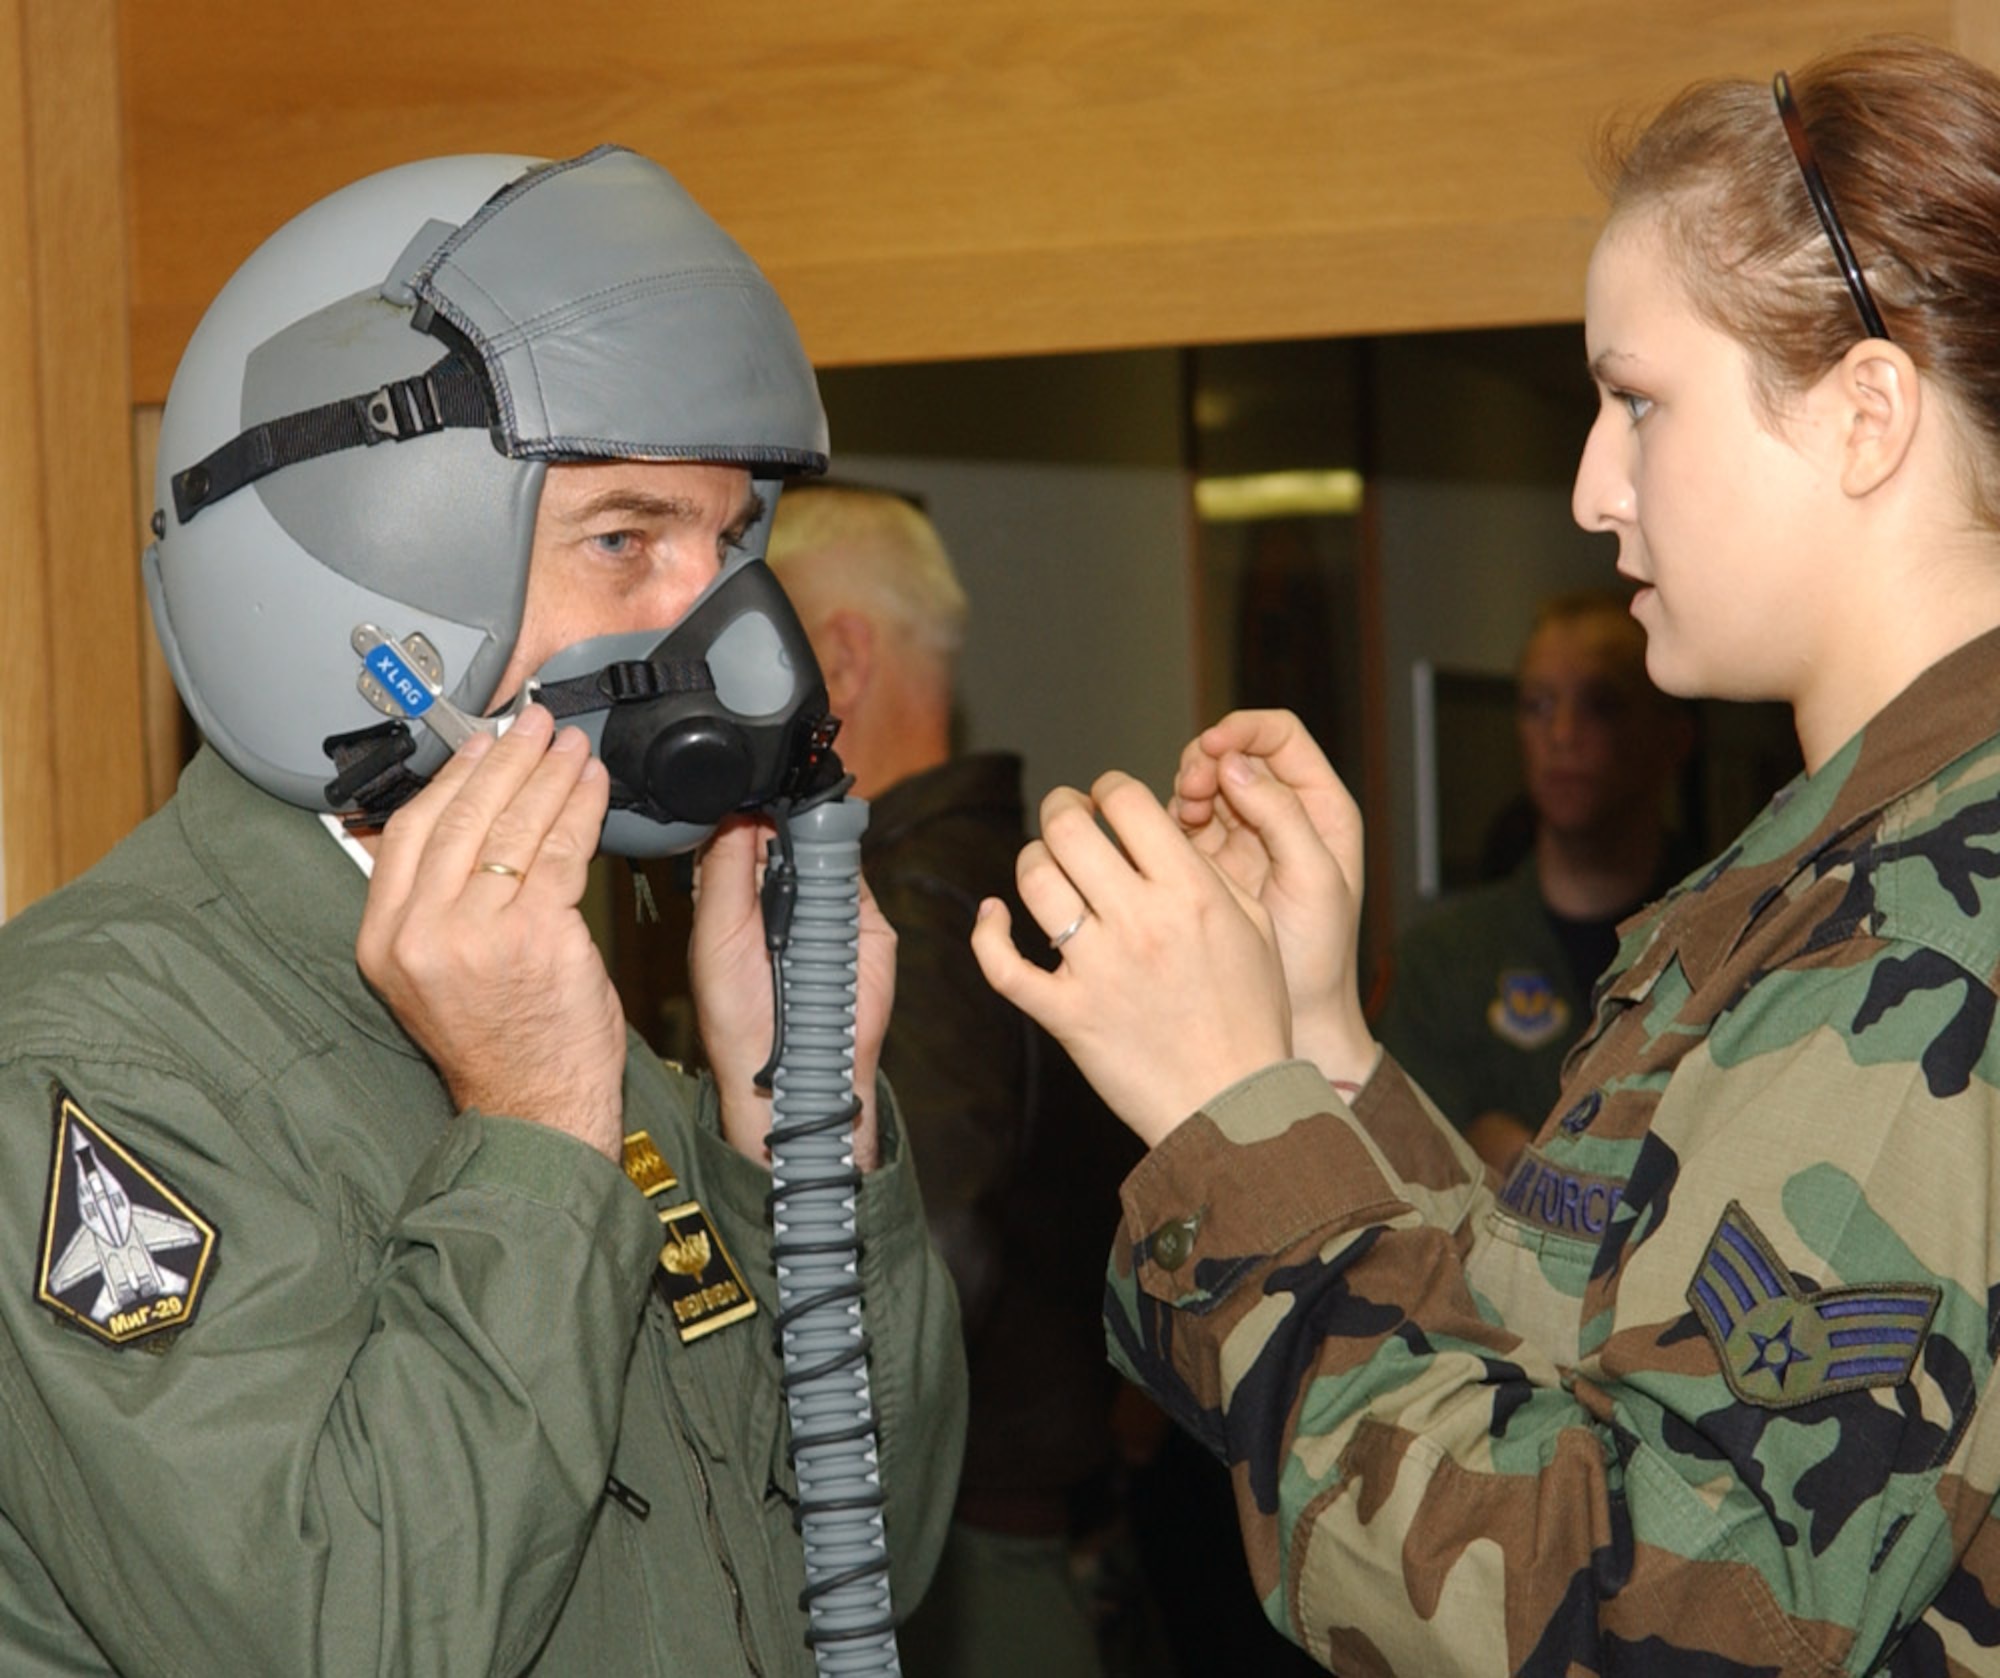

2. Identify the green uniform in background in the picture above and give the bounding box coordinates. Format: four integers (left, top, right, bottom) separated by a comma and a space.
1374, 857, 1585, 1134
0, 748, 964, 1677
1107, 627, 2000, 1674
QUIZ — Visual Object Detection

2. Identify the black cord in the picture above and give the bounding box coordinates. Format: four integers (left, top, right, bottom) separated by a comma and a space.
752, 806, 799, 1092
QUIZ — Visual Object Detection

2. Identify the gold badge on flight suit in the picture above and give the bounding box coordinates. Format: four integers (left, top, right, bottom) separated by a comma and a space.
621, 1130, 757, 1343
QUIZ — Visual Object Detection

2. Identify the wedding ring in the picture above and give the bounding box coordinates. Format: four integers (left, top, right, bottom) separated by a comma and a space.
476, 860, 523, 879
1050, 911, 1090, 951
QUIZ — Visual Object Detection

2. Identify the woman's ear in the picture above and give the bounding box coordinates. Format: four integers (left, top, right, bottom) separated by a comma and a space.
1835, 340, 1922, 498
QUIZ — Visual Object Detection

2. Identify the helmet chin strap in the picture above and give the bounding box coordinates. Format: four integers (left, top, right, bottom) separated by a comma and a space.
321, 722, 428, 825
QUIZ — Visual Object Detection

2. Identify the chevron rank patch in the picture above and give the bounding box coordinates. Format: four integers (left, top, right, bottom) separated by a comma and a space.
37, 1089, 218, 1348
1687, 1201, 1938, 1409
1487, 969, 1570, 1050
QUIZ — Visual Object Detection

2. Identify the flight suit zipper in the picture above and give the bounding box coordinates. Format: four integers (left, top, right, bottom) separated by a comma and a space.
676, 1410, 766, 1678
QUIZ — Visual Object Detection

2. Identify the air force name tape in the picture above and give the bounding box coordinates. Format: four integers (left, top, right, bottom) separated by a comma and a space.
1689, 1201, 1938, 1409
1495, 1147, 1627, 1239
37, 1089, 218, 1348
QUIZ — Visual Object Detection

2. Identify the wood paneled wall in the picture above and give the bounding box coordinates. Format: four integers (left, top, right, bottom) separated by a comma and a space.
0, 0, 1983, 910
120, 0, 1951, 400
2, 0, 144, 914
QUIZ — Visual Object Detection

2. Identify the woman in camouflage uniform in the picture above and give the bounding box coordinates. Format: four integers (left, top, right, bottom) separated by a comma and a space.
977, 35, 2000, 1677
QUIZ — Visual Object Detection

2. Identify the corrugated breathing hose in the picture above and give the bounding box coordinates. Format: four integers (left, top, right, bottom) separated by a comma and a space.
762, 796, 902, 1676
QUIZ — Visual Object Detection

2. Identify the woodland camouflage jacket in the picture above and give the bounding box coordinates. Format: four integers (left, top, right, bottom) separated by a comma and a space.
1108, 627, 2000, 1676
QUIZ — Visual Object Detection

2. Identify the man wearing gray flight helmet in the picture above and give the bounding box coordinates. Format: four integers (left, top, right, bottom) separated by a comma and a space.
0, 145, 964, 1676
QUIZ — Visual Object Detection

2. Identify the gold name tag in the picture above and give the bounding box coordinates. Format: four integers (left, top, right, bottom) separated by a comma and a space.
622, 1130, 757, 1343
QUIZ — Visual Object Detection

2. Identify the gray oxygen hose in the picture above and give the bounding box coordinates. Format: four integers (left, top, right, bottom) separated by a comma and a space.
761, 796, 901, 1675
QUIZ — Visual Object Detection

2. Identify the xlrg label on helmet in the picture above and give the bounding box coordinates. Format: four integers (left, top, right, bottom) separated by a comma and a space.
365, 645, 434, 718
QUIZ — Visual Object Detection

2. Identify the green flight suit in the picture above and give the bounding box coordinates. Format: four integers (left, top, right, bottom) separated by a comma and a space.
0, 748, 964, 1677
1107, 626, 2000, 1674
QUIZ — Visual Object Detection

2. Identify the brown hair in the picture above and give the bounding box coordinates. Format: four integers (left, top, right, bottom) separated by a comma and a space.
1521, 589, 1680, 711
1597, 36, 2000, 522
1526, 588, 1647, 666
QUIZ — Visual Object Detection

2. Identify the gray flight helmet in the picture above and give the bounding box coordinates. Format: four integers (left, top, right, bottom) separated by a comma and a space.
146, 144, 829, 829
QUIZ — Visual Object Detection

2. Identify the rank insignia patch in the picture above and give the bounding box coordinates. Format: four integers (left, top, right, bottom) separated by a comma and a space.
37, 1090, 217, 1347
652, 1200, 757, 1342
1688, 1202, 1938, 1409
622, 1129, 757, 1344
1487, 970, 1570, 1050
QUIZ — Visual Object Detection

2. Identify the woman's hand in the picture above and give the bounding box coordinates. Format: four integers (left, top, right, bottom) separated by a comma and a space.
971, 771, 1290, 1146
1172, 710, 1378, 1087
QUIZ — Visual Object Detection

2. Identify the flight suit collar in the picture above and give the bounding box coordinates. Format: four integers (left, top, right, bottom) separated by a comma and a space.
173, 747, 427, 1060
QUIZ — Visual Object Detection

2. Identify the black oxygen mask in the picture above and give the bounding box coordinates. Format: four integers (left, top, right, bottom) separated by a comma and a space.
343, 555, 845, 853
525, 557, 847, 855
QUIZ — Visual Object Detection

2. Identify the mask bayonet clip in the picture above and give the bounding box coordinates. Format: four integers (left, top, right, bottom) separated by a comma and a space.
350, 624, 498, 750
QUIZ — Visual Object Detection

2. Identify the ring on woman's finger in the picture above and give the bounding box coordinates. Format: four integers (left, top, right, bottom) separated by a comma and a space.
476, 860, 523, 879
1050, 910, 1091, 951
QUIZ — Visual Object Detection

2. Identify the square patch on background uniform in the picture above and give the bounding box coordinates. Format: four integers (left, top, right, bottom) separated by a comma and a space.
37, 1089, 218, 1347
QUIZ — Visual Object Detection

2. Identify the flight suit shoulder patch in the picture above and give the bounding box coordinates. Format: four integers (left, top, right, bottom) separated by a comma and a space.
36, 1087, 219, 1349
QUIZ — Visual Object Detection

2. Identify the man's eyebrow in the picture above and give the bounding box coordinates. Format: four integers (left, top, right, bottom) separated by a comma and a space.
563, 489, 704, 523
730, 489, 768, 535
561, 488, 767, 530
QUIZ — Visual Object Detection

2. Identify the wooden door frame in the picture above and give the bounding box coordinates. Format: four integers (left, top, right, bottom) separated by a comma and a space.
1, 0, 145, 916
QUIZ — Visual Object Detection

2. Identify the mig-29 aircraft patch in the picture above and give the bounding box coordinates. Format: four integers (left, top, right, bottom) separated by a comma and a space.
36, 1089, 217, 1348
1688, 1201, 1937, 1409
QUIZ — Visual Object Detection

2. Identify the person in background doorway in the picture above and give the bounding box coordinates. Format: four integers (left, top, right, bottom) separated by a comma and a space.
1375, 590, 1693, 1167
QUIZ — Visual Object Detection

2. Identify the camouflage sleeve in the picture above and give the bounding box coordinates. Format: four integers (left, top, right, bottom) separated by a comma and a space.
1105, 956, 2000, 1676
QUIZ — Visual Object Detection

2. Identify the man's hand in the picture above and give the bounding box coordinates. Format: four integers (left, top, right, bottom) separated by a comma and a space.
690, 817, 896, 1172
971, 773, 1290, 1147
1171, 710, 1378, 1088
356, 707, 627, 1160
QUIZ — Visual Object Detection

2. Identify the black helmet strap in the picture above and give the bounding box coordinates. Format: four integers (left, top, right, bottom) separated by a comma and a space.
170, 354, 492, 526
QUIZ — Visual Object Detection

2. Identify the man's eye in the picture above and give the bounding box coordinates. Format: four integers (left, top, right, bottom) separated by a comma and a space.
589, 530, 638, 556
